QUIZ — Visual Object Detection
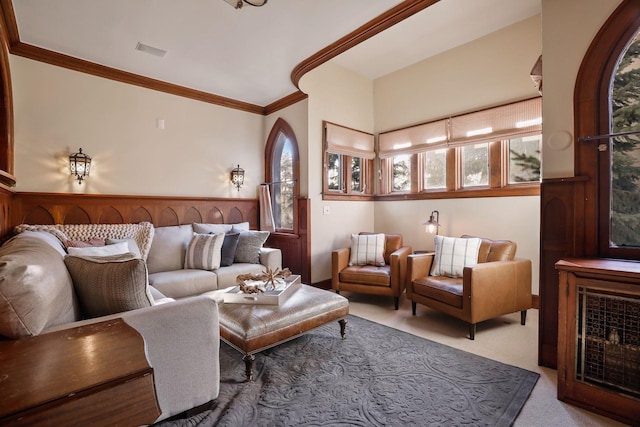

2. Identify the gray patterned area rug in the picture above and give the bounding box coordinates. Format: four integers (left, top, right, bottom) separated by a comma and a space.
158, 315, 539, 427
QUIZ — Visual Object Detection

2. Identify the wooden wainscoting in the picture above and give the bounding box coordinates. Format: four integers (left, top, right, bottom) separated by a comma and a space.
0, 185, 12, 240
10, 192, 259, 229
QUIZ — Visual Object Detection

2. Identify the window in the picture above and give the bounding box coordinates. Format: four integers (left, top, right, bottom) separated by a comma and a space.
377, 97, 541, 199
322, 121, 374, 200
265, 118, 299, 232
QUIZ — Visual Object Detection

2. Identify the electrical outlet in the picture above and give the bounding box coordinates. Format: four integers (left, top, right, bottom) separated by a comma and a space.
323, 206, 331, 215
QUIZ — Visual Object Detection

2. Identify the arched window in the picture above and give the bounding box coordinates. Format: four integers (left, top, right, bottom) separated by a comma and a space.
575, 0, 640, 259
265, 118, 300, 232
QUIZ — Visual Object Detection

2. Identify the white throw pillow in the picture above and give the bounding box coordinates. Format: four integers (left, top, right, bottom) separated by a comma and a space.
430, 236, 481, 278
184, 232, 225, 271
67, 242, 130, 257
349, 233, 385, 267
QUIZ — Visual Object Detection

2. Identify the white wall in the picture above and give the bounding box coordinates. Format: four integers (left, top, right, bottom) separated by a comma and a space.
11, 55, 264, 198
540, 0, 622, 178
299, 62, 375, 283
372, 16, 543, 293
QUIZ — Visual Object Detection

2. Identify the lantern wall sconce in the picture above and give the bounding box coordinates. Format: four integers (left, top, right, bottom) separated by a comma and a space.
69, 148, 91, 184
230, 164, 245, 191
423, 210, 440, 234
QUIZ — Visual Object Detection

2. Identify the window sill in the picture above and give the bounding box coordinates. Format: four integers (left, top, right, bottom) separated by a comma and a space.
374, 185, 540, 201
322, 193, 374, 201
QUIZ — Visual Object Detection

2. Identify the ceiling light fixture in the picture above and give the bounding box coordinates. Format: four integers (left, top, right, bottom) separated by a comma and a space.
224, 0, 268, 9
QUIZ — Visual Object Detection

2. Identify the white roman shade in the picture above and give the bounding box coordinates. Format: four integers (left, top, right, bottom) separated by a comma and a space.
325, 122, 375, 160
377, 97, 542, 156
448, 97, 542, 146
379, 119, 448, 159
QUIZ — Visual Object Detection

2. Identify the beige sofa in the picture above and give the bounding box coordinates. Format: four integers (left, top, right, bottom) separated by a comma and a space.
0, 222, 282, 423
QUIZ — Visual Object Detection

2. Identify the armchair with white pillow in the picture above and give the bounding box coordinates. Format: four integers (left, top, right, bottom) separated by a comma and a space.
406, 235, 532, 339
332, 232, 412, 310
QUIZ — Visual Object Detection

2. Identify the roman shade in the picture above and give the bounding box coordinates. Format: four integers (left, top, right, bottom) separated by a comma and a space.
379, 119, 448, 159
324, 122, 375, 160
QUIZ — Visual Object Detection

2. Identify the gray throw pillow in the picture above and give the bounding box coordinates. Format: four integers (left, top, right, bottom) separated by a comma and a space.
64, 253, 153, 318
220, 232, 240, 267
234, 231, 270, 264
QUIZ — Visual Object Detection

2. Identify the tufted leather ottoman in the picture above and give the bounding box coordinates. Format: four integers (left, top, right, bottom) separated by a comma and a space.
218, 284, 349, 381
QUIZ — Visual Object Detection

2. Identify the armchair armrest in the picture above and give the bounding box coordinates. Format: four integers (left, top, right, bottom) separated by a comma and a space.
389, 246, 412, 292
121, 296, 220, 422
331, 248, 351, 290
462, 258, 532, 323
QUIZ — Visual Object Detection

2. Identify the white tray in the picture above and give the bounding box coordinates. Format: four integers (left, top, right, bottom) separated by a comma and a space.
223, 275, 301, 305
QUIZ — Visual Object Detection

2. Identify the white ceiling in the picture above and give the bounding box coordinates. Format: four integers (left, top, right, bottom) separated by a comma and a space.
11, 0, 540, 107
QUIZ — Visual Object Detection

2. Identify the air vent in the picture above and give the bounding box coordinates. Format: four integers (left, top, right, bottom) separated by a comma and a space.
135, 42, 167, 58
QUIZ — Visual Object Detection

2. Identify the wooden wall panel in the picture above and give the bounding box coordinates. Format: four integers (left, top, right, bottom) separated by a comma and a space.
0, 185, 11, 241
538, 177, 586, 368
10, 192, 259, 230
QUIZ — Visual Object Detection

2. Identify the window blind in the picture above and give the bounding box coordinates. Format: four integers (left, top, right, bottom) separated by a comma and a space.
325, 122, 375, 160
378, 97, 541, 157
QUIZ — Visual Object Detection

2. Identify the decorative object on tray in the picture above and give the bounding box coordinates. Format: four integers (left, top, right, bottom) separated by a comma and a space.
224, 271, 300, 305
236, 267, 292, 294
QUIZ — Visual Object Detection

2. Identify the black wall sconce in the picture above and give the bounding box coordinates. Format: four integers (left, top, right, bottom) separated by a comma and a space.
230, 164, 245, 191
69, 148, 91, 184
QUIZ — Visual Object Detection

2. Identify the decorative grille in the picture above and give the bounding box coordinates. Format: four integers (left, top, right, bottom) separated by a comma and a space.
576, 287, 640, 399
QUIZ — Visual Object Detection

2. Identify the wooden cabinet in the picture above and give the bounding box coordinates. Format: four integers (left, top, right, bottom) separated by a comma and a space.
556, 258, 640, 426
0, 319, 160, 426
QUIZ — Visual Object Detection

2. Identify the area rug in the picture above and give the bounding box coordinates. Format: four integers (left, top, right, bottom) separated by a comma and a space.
158, 315, 539, 427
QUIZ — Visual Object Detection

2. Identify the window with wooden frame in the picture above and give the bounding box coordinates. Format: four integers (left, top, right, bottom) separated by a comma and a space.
322, 121, 374, 201
377, 97, 541, 199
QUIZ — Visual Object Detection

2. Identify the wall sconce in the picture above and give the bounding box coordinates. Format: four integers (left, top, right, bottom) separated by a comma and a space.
423, 210, 440, 234
69, 148, 91, 184
230, 164, 245, 191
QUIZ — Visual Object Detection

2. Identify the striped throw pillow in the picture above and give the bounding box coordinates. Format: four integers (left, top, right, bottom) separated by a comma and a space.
430, 236, 481, 278
184, 232, 225, 271
349, 233, 386, 266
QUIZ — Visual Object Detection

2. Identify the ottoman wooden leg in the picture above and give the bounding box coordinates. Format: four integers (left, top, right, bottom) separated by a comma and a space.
339, 319, 347, 339
243, 354, 255, 382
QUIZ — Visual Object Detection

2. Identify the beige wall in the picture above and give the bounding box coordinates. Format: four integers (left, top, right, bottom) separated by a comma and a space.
11, 55, 265, 198
540, 0, 622, 178
299, 61, 375, 283
371, 16, 543, 293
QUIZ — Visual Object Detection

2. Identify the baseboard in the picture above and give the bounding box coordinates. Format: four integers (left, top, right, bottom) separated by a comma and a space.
532, 294, 540, 310
312, 279, 331, 290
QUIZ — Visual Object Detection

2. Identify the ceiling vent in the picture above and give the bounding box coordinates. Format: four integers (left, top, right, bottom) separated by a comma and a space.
135, 42, 167, 58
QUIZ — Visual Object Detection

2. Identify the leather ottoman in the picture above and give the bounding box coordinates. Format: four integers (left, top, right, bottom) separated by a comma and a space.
218, 284, 349, 381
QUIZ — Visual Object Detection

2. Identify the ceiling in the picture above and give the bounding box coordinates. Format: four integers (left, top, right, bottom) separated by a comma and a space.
9, 0, 540, 109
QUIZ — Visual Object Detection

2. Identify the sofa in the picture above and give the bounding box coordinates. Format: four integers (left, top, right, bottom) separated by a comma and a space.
0, 222, 282, 423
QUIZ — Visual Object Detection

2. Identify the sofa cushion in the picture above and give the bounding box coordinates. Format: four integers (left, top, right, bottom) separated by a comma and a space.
67, 241, 130, 257
106, 238, 142, 258
231, 222, 250, 232
349, 233, 385, 267
147, 224, 194, 274
65, 253, 153, 318
149, 270, 218, 298
184, 233, 225, 271
0, 233, 78, 338
339, 265, 390, 287
412, 276, 464, 308
430, 235, 481, 278
220, 232, 240, 267
235, 230, 270, 264
193, 223, 233, 234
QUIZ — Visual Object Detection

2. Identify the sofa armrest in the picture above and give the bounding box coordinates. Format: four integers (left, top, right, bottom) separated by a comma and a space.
120, 296, 220, 422
331, 248, 351, 290
389, 245, 412, 292
463, 258, 532, 323
260, 247, 282, 271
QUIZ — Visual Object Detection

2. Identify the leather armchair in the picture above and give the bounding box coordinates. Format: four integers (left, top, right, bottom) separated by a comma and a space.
406, 236, 532, 339
332, 233, 412, 310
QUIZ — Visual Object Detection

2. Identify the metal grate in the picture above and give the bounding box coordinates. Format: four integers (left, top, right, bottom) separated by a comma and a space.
576, 287, 640, 398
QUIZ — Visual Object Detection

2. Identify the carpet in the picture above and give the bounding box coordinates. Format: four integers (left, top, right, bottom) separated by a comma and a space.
158, 315, 539, 427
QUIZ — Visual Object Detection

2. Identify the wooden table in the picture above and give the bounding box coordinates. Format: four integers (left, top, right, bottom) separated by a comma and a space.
0, 319, 160, 426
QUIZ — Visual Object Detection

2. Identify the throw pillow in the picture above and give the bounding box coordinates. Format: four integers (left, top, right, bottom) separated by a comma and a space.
193, 223, 233, 234
220, 232, 240, 267
348, 233, 386, 266
65, 237, 106, 248
184, 232, 225, 270
67, 241, 130, 257
231, 222, 250, 232
64, 253, 153, 318
430, 235, 482, 278
234, 230, 269, 264
106, 238, 142, 258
